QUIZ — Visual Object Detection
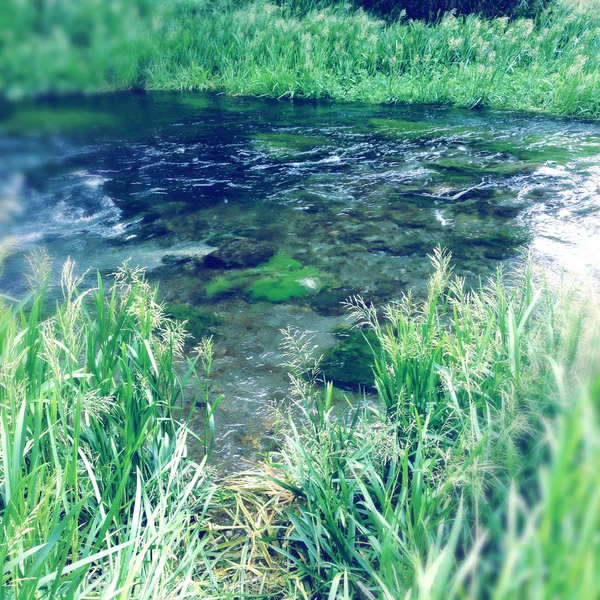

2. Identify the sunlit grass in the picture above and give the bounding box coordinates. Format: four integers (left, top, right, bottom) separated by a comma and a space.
1, 249, 598, 597
0, 255, 229, 596
267, 249, 600, 598
2, 0, 600, 118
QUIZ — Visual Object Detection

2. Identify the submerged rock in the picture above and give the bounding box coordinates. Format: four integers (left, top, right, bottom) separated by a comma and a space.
164, 303, 222, 340
365, 229, 437, 256
321, 325, 381, 390
310, 288, 356, 316
161, 245, 214, 266
447, 214, 531, 260
204, 237, 276, 269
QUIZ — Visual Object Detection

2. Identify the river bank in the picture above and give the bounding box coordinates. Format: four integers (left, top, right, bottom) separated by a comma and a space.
2, 1, 600, 118
2, 251, 598, 597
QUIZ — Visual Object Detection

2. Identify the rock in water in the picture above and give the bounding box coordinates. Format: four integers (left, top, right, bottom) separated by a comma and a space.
204, 237, 276, 269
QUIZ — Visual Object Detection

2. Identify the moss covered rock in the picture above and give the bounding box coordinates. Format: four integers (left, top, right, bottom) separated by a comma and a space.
321, 325, 381, 390
205, 253, 322, 303
204, 237, 275, 269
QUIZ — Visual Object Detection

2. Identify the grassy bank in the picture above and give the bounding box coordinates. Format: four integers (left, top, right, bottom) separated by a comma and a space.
1, 1, 600, 118
1, 250, 599, 597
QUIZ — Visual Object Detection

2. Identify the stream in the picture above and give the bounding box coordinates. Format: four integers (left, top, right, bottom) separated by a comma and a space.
1, 92, 599, 469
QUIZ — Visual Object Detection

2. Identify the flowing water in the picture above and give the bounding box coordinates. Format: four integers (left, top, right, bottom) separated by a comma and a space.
1, 92, 600, 469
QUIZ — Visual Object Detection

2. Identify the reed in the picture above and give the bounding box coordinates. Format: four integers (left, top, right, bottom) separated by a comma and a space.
1, 249, 598, 598
0, 255, 226, 597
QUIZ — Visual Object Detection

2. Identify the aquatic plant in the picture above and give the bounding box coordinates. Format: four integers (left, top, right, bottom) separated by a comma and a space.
206, 253, 322, 303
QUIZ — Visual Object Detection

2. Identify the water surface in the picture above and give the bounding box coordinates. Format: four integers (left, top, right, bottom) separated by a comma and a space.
1, 93, 599, 468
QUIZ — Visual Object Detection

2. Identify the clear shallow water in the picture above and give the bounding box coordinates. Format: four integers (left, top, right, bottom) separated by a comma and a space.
1, 93, 600, 469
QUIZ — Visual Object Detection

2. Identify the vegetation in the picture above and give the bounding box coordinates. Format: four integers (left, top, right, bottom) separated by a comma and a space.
0, 255, 225, 595
286, 0, 551, 20
271, 248, 600, 598
1, 0, 600, 118
1, 249, 598, 597
2, 0, 598, 594
206, 253, 321, 303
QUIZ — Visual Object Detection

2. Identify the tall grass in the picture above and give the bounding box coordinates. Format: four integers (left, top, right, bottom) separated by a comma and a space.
1, 249, 598, 598
2, 0, 600, 118
0, 255, 230, 597
268, 249, 600, 598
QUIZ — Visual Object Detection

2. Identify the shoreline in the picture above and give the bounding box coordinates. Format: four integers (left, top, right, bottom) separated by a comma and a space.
2, 2, 599, 119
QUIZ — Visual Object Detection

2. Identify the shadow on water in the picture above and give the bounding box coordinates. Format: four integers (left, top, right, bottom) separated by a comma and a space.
1, 92, 600, 469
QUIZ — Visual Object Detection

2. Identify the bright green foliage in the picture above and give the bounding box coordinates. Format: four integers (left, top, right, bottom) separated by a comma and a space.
1, 249, 599, 598
2, 1, 600, 118
0, 257, 225, 597
270, 249, 600, 598
248, 274, 311, 302
205, 273, 242, 297
206, 253, 321, 302
142, 0, 600, 118
0, 0, 155, 99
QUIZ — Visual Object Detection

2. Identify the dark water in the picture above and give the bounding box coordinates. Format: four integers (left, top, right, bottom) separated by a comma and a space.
1, 93, 599, 468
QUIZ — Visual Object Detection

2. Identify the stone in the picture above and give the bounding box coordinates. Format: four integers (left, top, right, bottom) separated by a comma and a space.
321, 325, 381, 390
160, 244, 214, 266
204, 237, 276, 269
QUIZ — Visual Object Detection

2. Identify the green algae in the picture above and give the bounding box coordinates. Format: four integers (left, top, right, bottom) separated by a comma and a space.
428, 157, 539, 179
253, 132, 333, 160
370, 118, 468, 141
205, 253, 322, 303
248, 268, 319, 302
248, 254, 320, 302
310, 288, 356, 316
261, 254, 303, 272
205, 272, 250, 298
472, 137, 572, 164
248, 276, 306, 302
